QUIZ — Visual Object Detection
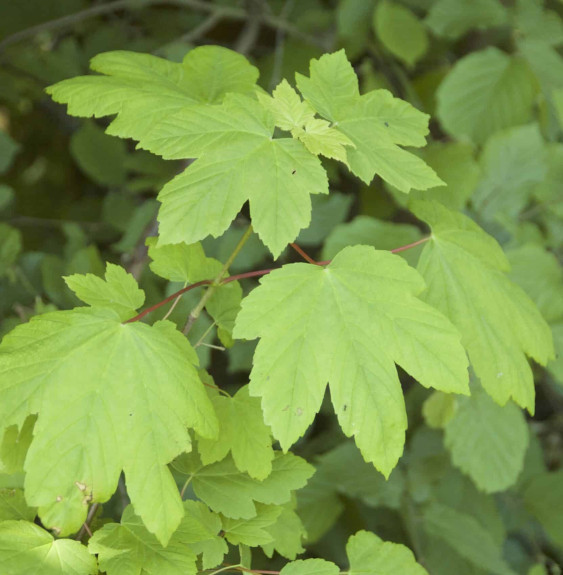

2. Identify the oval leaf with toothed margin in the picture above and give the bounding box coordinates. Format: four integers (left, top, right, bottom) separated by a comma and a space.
0, 520, 97, 575
373, 1, 429, 68
0, 308, 217, 545
423, 504, 516, 575
46, 46, 259, 145
234, 245, 469, 477
411, 200, 554, 413
281, 559, 340, 575
197, 385, 275, 480
295, 50, 442, 192
436, 47, 537, 144
347, 530, 429, 575
189, 452, 314, 519
444, 383, 529, 493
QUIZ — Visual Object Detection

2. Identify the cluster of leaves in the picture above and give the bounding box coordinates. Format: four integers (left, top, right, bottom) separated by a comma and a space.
1, 1, 563, 574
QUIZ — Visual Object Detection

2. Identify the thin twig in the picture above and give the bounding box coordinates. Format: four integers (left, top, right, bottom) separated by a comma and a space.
199, 342, 226, 351
290, 243, 320, 265
0, 0, 133, 52
234, 0, 262, 56
75, 502, 99, 541
0, 0, 327, 54
163, 282, 188, 321
177, 11, 223, 44
268, 0, 295, 90
194, 320, 217, 348
125, 279, 212, 323
390, 236, 430, 253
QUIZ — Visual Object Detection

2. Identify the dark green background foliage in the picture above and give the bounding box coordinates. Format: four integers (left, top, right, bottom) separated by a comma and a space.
1, 1, 563, 574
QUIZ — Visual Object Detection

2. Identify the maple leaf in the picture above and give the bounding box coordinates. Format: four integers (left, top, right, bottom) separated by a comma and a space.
295, 51, 443, 192
0, 520, 97, 575
412, 200, 554, 412
233, 245, 469, 476
47, 46, 259, 144
145, 93, 328, 258
0, 308, 217, 544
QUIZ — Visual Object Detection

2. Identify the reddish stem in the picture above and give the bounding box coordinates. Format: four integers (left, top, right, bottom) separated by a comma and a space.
390, 236, 430, 253
125, 237, 429, 324
221, 268, 275, 284
124, 279, 212, 324
289, 242, 320, 265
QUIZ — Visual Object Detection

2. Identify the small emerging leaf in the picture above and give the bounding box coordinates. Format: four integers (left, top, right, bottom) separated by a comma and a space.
64, 263, 144, 320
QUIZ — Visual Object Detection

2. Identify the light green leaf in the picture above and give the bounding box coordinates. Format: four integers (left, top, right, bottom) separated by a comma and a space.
47, 46, 259, 144
444, 383, 529, 492
221, 503, 282, 546
373, 1, 429, 67
436, 48, 537, 144
89, 502, 219, 575
198, 385, 274, 479
70, 121, 127, 186
281, 559, 339, 575
206, 279, 243, 338
146, 237, 219, 283
190, 452, 314, 519
146, 236, 240, 335
524, 471, 563, 547
425, 0, 507, 39
296, 51, 441, 192
507, 244, 563, 324
293, 118, 355, 165
0, 223, 22, 277
257, 79, 315, 132
0, 415, 35, 474
153, 95, 328, 258
423, 504, 515, 575
234, 245, 469, 476
0, 488, 36, 521
473, 124, 546, 221
0, 520, 97, 575
261, 502, 307, 560
347, 530, 429, 575
64, 263, 145, 321
0, 308, 217, 544
422, 391, 457, 429
183, 500, 228, 570
412, 200, 554, 413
